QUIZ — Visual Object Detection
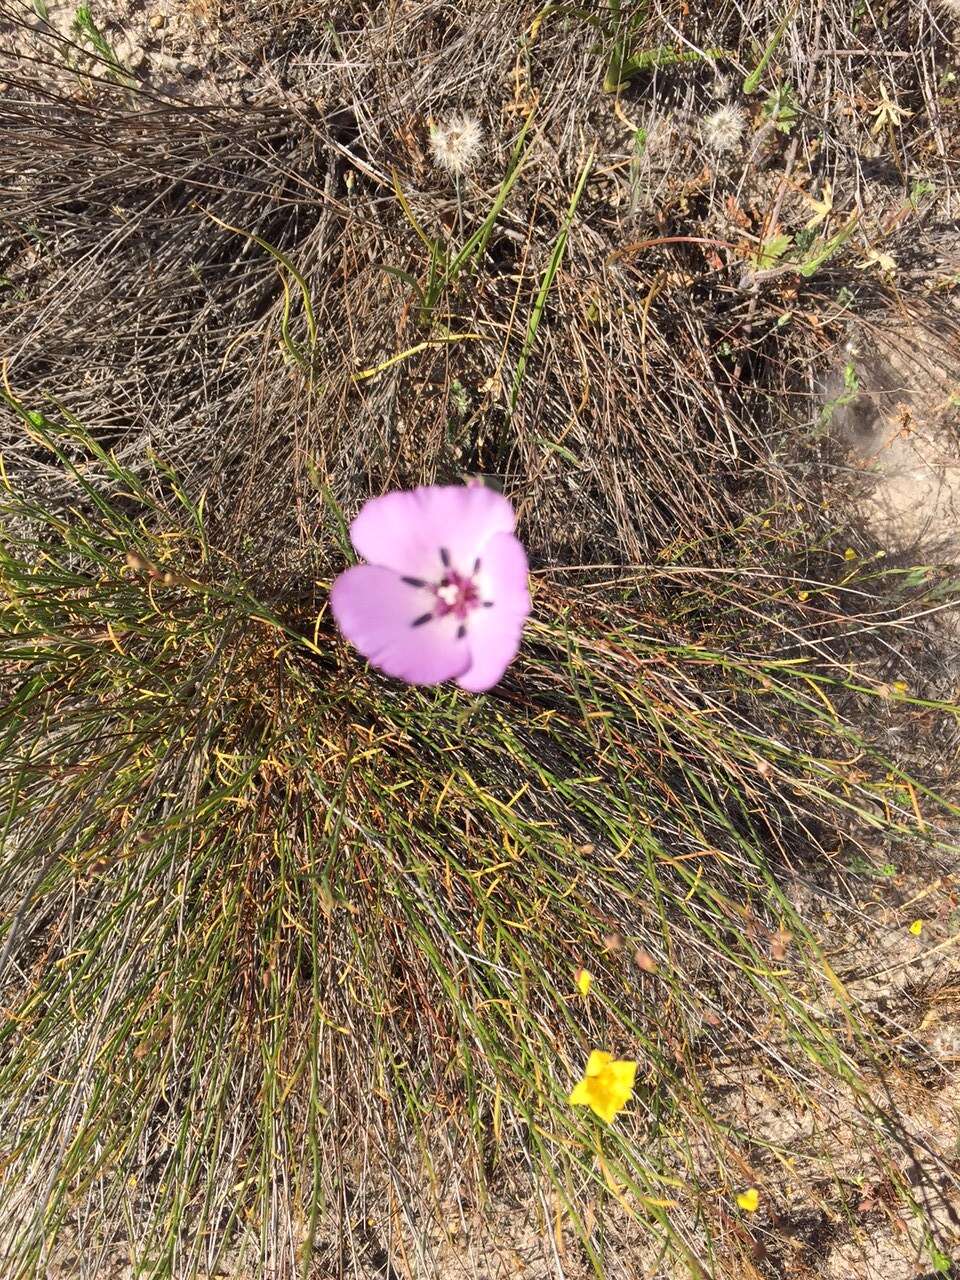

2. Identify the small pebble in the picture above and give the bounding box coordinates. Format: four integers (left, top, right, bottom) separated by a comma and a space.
149, 13, 166, 31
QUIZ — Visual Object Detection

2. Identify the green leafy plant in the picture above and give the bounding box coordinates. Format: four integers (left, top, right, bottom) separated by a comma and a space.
391, 112, 534, 327
511, 151, 593, 408
762, 82, 799, 133
743, 6, 797, 94
749, 214, 858, 277
72, 5, 135, 85
530, 1, 728, 93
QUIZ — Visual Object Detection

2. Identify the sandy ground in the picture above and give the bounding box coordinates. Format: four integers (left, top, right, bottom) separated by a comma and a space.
3, 0, 291, 103
827, 315, 960, 568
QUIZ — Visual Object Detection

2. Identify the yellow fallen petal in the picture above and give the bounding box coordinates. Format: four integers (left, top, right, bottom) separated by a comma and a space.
575, 968, 593, 997
585, 1050, 612, 1076
568, 1052, 638, 1123
909, 919, 923, 936
568, 1080, 592, 1106
593, 1094, 623, 1124
609, 1059, 638, 1091
843, 547, 857, 560
736, 1187, 760, 1212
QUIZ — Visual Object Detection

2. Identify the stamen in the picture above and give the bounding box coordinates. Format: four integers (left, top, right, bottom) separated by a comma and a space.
473, 557, 481, 574
411, 612, 433, 627
456, 623, 467, 639
483, 600, 494, 608
402, 576, 427, 588
439, 547, 451, 568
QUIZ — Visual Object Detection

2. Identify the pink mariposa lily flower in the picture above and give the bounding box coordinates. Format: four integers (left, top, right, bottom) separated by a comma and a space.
330, 484, 530, 692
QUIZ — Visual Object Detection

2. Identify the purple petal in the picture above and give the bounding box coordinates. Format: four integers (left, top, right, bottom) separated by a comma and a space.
350, 485, 516, 578
331, 565, 470, 685
457, 533, 530, 692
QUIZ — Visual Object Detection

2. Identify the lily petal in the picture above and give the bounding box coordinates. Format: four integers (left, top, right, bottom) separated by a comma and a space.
331, 565, 469, 685
457, 533, 530, 692
350, 485, 516, 579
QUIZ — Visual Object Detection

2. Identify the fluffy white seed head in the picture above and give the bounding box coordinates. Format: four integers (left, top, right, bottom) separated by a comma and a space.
429, 112, 484, 176
701, 105, 746, 153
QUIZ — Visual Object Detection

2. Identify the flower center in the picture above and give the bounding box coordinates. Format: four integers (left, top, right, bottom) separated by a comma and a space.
404, 548, 493, 637
434, 570, 479, 619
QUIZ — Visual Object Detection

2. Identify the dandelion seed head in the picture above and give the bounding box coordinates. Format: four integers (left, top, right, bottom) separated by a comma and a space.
702, 105, 746, 153
429, 112, 484, 175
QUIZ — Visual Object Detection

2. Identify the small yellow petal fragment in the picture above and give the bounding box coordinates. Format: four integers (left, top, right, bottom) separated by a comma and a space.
736, 1187, 760, 1213
568, 1079, 592, 1107
575, 968, 593, 996
909, 919, 923, 936
843, 547, 857, 560
892, 681, 908, 695
798, 590, 810, 601
568, 1051, 637, 1124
